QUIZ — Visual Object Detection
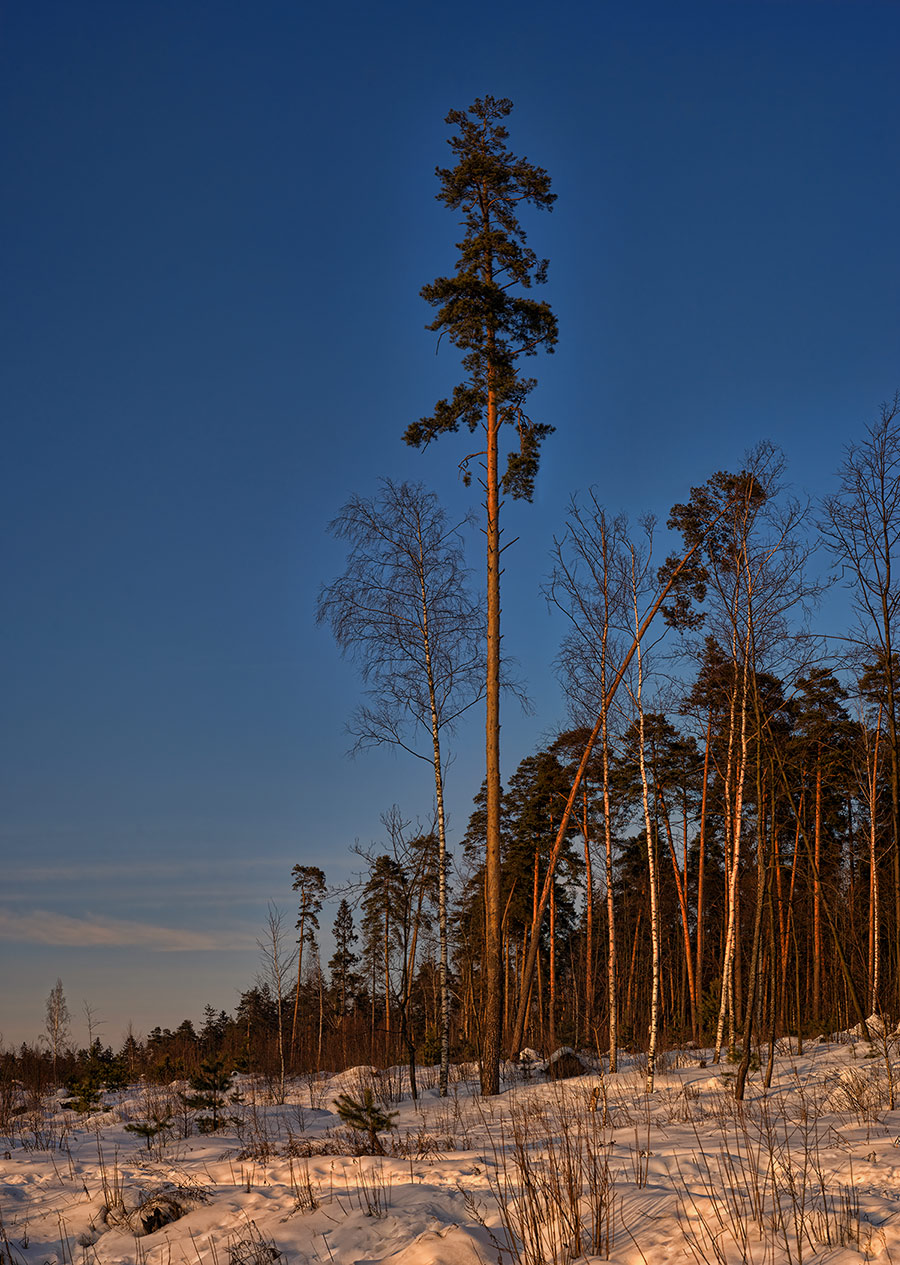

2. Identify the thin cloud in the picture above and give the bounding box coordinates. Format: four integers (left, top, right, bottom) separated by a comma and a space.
1, 857, 288, 884
0, 908, 249, 951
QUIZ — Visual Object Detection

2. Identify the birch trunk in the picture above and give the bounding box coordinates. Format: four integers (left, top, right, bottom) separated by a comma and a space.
714, 617, 752, 1063
635, 657, 660, 1094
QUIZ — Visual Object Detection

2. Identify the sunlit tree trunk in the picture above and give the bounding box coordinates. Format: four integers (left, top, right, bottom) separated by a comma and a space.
736, 677, 770, 1101
632, 554, 660, 1093
866, 706, 884, 1012
658, 789, 698, 1043
582, 788, 595, 1048
602, 710, 619, 1071
813, 761, 823, 1026
714, 621, 751, 1063
549, 884, 558, 1049
695, 712, 711, 1032
820, 397, 900, 1011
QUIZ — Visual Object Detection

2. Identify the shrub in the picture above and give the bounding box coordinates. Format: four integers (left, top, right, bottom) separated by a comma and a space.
333, 1089, 397, 1155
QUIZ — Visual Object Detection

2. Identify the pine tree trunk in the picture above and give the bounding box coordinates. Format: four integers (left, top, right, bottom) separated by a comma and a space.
625, 907, 642, 1030
868, 711, 883, 1012
383, 910, 391, 1062
370, 955, 377, 1063
290, 917, 306, 1065
636, 658, 660, 1094
482, 347, 503, 1096
659, 791, 698, 1044
582, 789, 595, 1047
602, 696, 618, 1072
549, 885, 557, 1049
317, 961, 324, 1072
695, 712, 711, 1031
813, 760, 823, 1025
779, 809, 801, 1029
880, 602, 900, 1012
537, 950, 544, 1050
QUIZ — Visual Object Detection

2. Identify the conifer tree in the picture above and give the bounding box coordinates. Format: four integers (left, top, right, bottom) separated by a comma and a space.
125, 1103, 174, 1153
361, 853, 407, 1058
329, 898, 359, 1022
405, 96, 558, 1094
333, 1088, 397, 1155
289, 865, 326, 1062
179, 1056, 235, 1132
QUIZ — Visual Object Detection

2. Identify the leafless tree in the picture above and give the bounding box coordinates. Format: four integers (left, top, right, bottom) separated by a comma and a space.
820, 392, 900, 1005
547, 496, 634, 1070
623, 530, 666, 1092
257, 905, 297, 1103
82, 1000, 104, 1049
318, 479, 483, 1095
45, 978, 70, 1081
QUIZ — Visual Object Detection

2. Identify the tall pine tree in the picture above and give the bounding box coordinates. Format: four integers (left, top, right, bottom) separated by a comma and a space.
405, 96, 558, 1093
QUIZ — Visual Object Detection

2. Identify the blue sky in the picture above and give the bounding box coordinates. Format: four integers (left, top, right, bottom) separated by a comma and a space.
2, 0, 898, 1046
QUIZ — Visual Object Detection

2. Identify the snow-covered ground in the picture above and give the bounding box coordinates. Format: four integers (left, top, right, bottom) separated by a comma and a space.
4, 1034, 900, 1265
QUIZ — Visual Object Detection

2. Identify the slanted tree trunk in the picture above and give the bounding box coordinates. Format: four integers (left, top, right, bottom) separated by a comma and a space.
549, 884, 558, 1049
658, 789, 698, 1044
508, 529, 718, 1058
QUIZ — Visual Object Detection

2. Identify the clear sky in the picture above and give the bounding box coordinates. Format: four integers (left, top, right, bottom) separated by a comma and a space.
2, 0, 898, 1047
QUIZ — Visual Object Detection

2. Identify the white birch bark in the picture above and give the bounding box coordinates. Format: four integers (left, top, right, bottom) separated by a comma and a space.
714, 612, 752, 1063
632, 551, 660, 1094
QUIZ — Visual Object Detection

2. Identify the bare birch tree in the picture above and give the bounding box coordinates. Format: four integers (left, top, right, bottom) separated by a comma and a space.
45, 978, 70, 1082
257, 905, 297, 1103
820, 393, 900, 1007
318, 480, 483, 1095
548, 496, 633, 1069
625, 534, 663, 1093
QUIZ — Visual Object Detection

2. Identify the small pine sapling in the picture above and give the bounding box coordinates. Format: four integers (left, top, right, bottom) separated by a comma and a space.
124, 1104, 174, 1152
333, 1088, 397, 1155
179, 1056, 238, 1132
125, 1120, 160, 1149
63, 1067, 104, 1113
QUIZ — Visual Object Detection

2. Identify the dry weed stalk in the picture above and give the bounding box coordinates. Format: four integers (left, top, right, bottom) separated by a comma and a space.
347, 1156, 393, 1217
671, 1095, 866, 1265
482, 1093, 618, 1264
286, 1157, 319, 1212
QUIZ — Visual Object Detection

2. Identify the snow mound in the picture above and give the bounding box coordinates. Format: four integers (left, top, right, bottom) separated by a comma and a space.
358, 1223, 506, 1265
327, 1065, 381, 1094
844, 1013, 900, 1040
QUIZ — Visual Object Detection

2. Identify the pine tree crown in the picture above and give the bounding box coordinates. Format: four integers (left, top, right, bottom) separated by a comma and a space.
405, 96, 558, 502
